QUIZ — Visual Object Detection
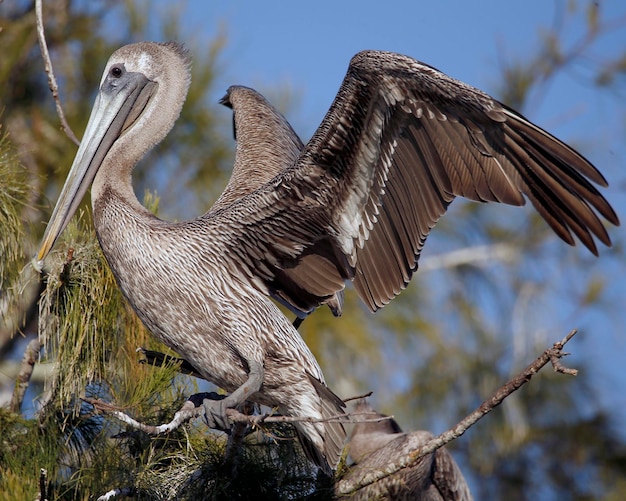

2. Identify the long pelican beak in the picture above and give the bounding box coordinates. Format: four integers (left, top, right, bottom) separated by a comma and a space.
35, 72, 156, 270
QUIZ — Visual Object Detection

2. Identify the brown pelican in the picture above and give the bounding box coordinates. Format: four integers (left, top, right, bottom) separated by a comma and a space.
35, 42, 618, 474
346, 400, 472, 500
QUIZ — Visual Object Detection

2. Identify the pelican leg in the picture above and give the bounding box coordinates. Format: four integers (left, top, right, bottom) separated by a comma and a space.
203, 360, 264, 431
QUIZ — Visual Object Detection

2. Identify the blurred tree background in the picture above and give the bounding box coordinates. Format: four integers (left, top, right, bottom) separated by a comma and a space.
1, 0, 625, 499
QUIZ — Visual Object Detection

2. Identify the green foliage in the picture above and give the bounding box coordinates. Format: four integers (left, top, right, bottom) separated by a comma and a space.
0, 128, 30, 306
38, 210, 125, 409
0, 408, 60, 500
494, 0, 626, 111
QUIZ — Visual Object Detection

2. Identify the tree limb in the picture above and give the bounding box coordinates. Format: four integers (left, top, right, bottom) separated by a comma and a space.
83, 394, 212, 435
334, 329, 579, 496
83, 394, 389, 437
35, 0, 80, 146
10, 338, 43, 413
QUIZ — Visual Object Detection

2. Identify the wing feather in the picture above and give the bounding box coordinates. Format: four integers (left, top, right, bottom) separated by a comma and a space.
211, 50, 618, 315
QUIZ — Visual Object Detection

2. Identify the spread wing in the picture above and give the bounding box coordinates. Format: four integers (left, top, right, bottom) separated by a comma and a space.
212, 50, 618, 315
211, 85, 303, 211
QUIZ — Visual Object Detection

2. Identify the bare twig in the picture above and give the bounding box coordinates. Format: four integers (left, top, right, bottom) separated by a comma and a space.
10, 338, 43, 413
96, 487, 134, 501
36, 468, 48, 501
83, 396, 206, 435
35, 0, 80, 146
223, 401, 256, 475
343, 391, 373, 403
225, 408, 384, 427
335, 330, 580, 496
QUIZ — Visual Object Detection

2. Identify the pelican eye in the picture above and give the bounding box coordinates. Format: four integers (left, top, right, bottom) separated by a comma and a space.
110, 65, 124, 78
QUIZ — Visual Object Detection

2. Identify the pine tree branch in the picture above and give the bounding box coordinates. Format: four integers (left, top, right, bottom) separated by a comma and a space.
10, 338, 43, 413
35, 0, 80, 146
83, 394, 214, 435
86, 329, 578, 497
335, 329, 579, 497
223, 401, 256, 476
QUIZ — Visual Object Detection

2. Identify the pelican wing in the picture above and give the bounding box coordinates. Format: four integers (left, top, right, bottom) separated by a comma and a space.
217, 50, 618, 314
212, 86, 345, 317
212, 85, 304, 211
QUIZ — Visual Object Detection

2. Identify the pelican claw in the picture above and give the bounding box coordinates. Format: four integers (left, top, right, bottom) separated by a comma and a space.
203, 395, 236, 432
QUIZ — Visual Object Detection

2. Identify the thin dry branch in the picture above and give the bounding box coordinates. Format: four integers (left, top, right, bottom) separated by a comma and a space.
96, 487, 134, 501
10, 338, 43, 413
342, 391, 374, 403
335, 329, 579, 496
35, 0, 80, 146
83, 395, 208, 435
222, 401, 256, 476
36, 468, 49, 501
418, 243, 518, 273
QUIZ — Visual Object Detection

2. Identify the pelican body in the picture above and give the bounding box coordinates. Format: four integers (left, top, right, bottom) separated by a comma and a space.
36, 42, 618, 473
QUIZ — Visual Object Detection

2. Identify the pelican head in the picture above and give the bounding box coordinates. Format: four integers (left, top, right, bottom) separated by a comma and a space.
35, 42, 190, 268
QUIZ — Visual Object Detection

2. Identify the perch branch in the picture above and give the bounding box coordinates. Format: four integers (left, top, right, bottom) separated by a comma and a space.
335, 329, 579, 496
83, 394, 390, 436
83, 396, 208, 435
35, 0, 80, 146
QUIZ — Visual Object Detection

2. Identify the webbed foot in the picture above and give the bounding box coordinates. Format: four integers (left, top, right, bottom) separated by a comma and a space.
201, 360, 265, 432
203, 394, 236, 431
